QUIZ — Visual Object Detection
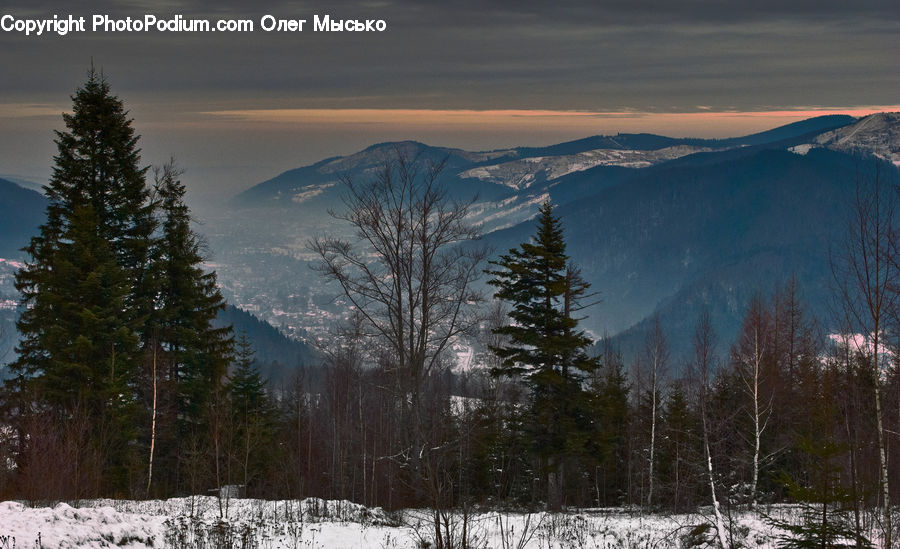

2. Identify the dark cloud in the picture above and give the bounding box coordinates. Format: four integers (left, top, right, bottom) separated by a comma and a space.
1, 1, 897, 200
0, 0, 896, 111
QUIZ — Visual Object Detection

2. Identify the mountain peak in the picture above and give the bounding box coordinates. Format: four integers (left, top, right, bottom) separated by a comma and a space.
814, 112, 900, 163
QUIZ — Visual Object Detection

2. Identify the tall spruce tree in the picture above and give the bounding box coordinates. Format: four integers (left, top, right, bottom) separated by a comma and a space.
147, 163, 233, 494
486, 200, 599, 510
6, 71, 233, 497
587, 347, 630, 506
153, 164, 232, 417
228, 332, 276, 492
9, 69, 153, 494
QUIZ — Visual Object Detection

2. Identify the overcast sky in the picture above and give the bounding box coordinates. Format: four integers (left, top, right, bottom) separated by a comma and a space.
1, 0, 898, 205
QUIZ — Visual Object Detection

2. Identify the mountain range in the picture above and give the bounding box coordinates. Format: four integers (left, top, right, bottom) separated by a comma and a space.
4, 112, 900, 367
219, 112, 900, 362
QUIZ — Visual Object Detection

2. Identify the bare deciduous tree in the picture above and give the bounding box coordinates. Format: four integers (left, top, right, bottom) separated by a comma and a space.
732, 293, 773, 510
641, 314, 668, 508
309, 149, 488, 546
310, 151, 487, 409
689, 309, 729, 549
832, 160, 894, 548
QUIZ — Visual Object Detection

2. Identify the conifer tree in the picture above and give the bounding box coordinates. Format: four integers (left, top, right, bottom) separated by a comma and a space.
486, 200, 599, 510
658, 382, 696, 512
8, 70, 154, 494
147, 163, 233, 493
5, 69, 234, 497
228, 332, 276, 491
153, 164, 232, 414
587, 345, 630, 506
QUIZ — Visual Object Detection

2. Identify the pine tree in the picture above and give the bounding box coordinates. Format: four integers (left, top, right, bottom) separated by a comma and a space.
46, 68, 155, 322
228, 332, 276, 492
658, 382, 697, 512
153, 164, 232, 413
8, 70, 152, 494
486, 200, 599, 510
147, 163, 233, 494
587, 347, 630, 506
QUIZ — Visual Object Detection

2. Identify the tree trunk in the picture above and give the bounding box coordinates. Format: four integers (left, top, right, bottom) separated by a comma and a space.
146, 343, 157, 496
704, 415, 728, 549
648, 366, 657, 508
873, 344, 891, 549
547, 457, 563, 512
674, 445, 680, 513
844, 406, 863, 548
750, 347, 760, 510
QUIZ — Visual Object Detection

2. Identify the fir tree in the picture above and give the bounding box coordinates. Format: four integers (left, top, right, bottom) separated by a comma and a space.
228, 332, 276, 492
486, 200, 599, 510
486, 201, 598, 383
153, 164, 232, 415
8, 69, 152, 494
587, 351, 630, 506
147, 163, 233, 493
49, 68, 156, 322
658, 382, 697, 512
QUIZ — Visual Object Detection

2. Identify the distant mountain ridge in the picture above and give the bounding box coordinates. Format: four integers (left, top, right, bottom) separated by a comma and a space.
234, 140, 517, 207
214, 304, 318, 384
234, 114, 857, 210
6, 113, 899, 368
212, 113, 900, 365
513, 114, 855, 157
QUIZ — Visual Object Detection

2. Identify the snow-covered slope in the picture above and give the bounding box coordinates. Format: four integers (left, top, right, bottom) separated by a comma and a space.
813, 112, 900, 164
459, 145, 710, 190
0, 496, 832, 548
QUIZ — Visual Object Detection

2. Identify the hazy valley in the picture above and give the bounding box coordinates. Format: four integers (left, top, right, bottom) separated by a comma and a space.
3, 112, 900, 369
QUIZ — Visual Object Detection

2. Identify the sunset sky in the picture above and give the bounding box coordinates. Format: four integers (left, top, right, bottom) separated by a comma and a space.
1, 0, 897, 205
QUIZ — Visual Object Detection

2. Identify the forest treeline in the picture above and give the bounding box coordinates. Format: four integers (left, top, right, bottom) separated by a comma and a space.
1, 73, 899, 547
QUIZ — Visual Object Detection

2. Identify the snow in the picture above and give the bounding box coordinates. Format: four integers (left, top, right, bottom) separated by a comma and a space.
814, 112, 900, 164
453, 343, 474, 371
462, 166, 492, 179
475, 192, 549, 229
788, 143, 813, 155
0, 258, 25, 270
292, 182, 337, 204
457, 145, 710, 190
828, 331, 895, 365
0, 500, 167, 548
0, 496, 821, 548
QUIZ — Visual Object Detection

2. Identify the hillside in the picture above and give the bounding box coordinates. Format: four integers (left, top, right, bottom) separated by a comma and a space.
0, 177, 47, 258
215, 304, 319, 384
4, 114, 898, 368
206, 113, 900, 366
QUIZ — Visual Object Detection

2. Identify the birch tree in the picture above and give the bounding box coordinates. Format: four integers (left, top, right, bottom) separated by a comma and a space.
691, 310, 729, 549
641, 314, 668, 507
732, 294, 773, 509
832, 161, 894, 548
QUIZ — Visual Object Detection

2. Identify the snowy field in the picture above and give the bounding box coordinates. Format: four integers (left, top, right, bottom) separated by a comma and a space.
0, 496, 822, 548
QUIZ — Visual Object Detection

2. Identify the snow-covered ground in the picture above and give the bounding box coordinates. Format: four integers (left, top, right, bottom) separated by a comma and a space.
0, 496, 824, 548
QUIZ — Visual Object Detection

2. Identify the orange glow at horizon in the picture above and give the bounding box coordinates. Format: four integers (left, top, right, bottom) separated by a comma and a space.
203, 106, 900, 119
197, 106, 900, 139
